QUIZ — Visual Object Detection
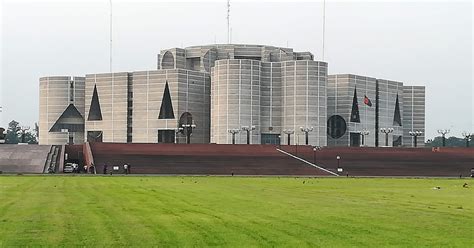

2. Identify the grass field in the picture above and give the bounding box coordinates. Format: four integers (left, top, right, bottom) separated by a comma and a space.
0, 176, 472, 247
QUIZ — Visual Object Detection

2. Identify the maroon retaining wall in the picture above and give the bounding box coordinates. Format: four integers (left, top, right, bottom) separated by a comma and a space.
281, 146, 474, 177
88, 143, 331, 176
72, 143, 473, 176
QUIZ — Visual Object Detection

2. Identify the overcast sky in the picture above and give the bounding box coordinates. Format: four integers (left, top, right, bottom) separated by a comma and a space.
1, 0, 472, 140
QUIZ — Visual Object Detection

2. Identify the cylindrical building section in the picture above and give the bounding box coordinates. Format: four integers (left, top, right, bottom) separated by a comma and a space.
282, 60, 327, 146
211, 59, 261, 144
39, 76, 85, 145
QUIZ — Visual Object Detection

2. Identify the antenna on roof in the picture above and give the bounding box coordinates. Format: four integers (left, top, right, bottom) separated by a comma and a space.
227, 0, 230, 44
322, 0, 326, 61
109, 0, 113, 72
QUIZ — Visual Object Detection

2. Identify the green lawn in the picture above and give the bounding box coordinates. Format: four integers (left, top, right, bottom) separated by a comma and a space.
0, 176, 472, 247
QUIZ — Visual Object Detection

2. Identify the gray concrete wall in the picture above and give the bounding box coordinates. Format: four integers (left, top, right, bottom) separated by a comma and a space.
39, 76, 85, 145
282, 61, 327, 146
85, 72, 129, 143
402, 86, 426, 147
132, 69, 210, 143
377, 79, 404, 147
211, 59, 261, 144
327, 74, 377, 147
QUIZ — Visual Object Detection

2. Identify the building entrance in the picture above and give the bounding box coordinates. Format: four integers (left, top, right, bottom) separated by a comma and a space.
261, 134, 280, 145
158, 130, 175, 143
350, 132, 361, 147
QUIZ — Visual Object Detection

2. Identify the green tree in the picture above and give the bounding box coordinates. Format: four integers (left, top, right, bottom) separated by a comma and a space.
425, 136, 467, 147
5, 120, 38, 144
6, 120, 20, 144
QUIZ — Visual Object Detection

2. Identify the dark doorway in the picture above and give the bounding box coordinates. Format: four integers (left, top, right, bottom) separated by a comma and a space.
87, 131, 103, 142
261, 134, 280, 145
350, 132, 361, 147
393, 135, 402, 147
158, 130, 175, 143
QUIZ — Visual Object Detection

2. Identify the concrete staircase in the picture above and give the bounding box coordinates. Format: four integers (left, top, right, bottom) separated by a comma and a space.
0, 145, 52, 173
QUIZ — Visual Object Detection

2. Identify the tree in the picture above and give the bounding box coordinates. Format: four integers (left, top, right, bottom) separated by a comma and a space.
6, 120, 20, 144
425, 136, 466, 147
5, 120, 38, 144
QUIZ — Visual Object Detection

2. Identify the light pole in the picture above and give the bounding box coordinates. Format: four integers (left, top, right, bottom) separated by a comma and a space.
409, 130, 423, 148
228, 129, 240, 144
380, 128, 394, 147
313, 146, 322, 164
174, 127, 183, 144
360, 129, 370, 147
461, 132, 472, 148
336, 155, 342, 173
181, 121, 196, 144
241, 126, 255, 145
283, 129, 294, 145
278, 135, 281, 149
300, 126, 314, 145
437, 129, 450, 147
16, 126, 30, 144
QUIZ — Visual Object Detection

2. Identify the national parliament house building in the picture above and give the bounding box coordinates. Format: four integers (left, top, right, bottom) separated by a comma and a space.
39, 44, 425, 147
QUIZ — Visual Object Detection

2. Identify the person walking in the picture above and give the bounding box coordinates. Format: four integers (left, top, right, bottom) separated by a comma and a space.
103, 164, 108, 175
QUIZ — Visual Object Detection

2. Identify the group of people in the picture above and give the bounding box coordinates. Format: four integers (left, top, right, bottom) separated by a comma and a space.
101, 163, 131, 175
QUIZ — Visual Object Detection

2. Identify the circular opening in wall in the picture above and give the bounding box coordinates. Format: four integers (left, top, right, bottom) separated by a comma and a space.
327, 115, 346, 139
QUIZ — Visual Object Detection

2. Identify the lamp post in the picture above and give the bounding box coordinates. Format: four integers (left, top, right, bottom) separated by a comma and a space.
336, 155, 342, 173
313, 146, 322, 164
380, 128, 394, 147
228, 129, 240, 144
241, 126, 255, 145
16, 126, 30, 144
409, 130, 423, 148
360, 129, 370, 147
278, 135, 281, 149
461, 132, 472, 148
437, 129, 450, 147
181, 121, 196, 144
174, 127, 183, 144
283, 129, 294, 145
300, 126, 314, 145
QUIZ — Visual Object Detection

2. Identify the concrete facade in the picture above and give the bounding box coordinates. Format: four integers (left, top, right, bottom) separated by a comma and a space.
39, 76, 85, 145
402, 86, 426, 147
85, 72, 129, 143
328, 74, 420, 147
209, 45, 327, 146
39, 44, 426, 147
327, 74, 377, 147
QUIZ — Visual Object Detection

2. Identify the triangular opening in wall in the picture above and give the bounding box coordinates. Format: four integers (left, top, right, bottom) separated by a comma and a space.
88, 84, 103, 121
49, 104, 84, 132
350, 87, 360, 123
158, 81, 175, 119
393, 94, 402, 126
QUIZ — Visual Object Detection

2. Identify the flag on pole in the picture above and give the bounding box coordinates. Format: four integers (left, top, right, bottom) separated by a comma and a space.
364, 95, 372, 107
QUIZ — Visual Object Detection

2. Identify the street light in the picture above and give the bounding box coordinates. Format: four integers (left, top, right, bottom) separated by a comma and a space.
437, 129, 450, 147
312, 146, 322, 164
461, 132, 472, 148
181, 121, 196, 144
380, 128, 394, 147
336, 155, 342, 173
360, 129, 370, 147
409, 130, 423, 148
241, 125, 256, 145
300, 126, 314, 145
174, 127, 183, 144
228, 129, 240, 144
283, 129, 294, 145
